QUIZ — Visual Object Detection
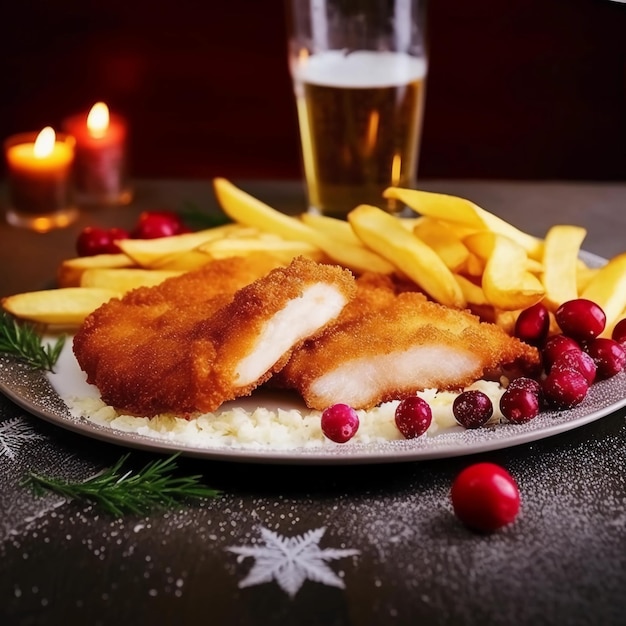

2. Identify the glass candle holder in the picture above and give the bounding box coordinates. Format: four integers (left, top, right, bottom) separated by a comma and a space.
4, 128, 78, 232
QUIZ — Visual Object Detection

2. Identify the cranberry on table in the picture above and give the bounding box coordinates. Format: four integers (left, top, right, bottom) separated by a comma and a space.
450, 462, 521, 532
499, 386, 540, 424
612, 319, 626, 347
542, 368, 589, 409
515, 302, 550, 347
395, 396, 432, 439
321, 403, 360, 443
555, 298, 606, 341
585, 337, 626, 379
542, 334, 581, 371
132, 210, 186, 239
452, 390, 493, 429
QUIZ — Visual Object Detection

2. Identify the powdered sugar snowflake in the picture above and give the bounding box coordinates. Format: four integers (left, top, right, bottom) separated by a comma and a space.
0, 417, 45, 461
226, 525, 360, 598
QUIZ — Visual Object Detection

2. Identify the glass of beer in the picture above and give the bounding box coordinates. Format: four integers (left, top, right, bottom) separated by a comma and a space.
286, 0, 428, 218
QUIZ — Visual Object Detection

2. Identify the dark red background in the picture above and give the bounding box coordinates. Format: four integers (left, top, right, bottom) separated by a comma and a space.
1, 0, 624, 180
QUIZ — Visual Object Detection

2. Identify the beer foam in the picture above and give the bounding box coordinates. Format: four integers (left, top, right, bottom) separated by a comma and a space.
295, 50, 427, 88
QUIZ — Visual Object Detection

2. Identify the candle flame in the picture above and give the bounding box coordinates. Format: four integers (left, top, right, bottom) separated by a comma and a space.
87, 102, 110, 138
33, 127, 56, 158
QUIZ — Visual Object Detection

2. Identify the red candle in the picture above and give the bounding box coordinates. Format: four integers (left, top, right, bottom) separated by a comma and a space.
4, 127, 78, 231
63, 102, 132, 205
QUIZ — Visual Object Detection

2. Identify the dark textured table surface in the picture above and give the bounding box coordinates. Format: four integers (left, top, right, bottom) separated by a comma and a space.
1, 179, 626, 626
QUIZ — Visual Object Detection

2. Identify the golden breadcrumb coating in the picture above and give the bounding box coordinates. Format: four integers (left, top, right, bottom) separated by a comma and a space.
279, 286, 540, 410
73, 255, 355, 416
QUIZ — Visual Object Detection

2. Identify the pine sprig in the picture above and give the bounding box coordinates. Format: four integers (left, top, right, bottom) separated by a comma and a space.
24, 453, 221, 517
179, 200, 231, 231
0, 312, 65, 371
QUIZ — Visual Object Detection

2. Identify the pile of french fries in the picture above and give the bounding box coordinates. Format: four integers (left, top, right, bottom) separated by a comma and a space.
3, 177, 626, 338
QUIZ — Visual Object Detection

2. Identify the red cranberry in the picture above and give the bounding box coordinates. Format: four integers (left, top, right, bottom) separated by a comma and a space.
450, 463, 521, 532
515, 302, 550, 347
132, 210, 185, 239
585, 338, 626, 379
507, 376, 542, 397
612, 319, 626, 347
550, 349, 597, 385
542, 334, 581, 371
452, 390, 493, 429
555, 299, 606, 341
542, 368, 589, 409
321, 404, 360, 443
395, 396, 432, 439
105, 227, 130, 253
499, 387, 540, 424
76, 226, 113, 256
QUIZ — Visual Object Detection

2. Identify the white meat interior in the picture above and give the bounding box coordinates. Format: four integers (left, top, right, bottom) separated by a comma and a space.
235, 284, 347, 386
309, 345, 481, 406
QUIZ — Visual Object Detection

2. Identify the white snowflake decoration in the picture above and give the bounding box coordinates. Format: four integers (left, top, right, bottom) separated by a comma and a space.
0, 417, 44, 461
227, 525, 360, 598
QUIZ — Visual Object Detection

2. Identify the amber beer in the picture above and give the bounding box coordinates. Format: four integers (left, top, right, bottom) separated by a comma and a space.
294, 50, 427, 218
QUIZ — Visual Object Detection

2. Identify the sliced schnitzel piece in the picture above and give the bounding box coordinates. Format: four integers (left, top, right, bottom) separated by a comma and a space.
191, 257, 355, 412
73, 256, 355, 416
73, 253, 286, 388
279, 291, 540, 410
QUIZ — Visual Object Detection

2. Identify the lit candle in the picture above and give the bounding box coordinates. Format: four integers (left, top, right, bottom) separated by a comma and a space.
63, 102, 132, 205
4, 127, 77, 231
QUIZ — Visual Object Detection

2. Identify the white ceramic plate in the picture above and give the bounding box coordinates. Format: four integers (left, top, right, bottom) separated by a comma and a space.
1, 341, 625, 465
1, 250, 624, 465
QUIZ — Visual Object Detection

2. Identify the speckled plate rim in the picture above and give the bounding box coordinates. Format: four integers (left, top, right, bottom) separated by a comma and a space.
1, 250, 625, 465
0, 354, 625, 465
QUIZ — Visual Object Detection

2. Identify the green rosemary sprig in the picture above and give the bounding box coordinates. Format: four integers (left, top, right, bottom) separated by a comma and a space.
0, 312, 65, 372
24, 453, 221, 517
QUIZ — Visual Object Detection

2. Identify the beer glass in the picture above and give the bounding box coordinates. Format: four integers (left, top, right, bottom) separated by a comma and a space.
286, 0, 428, 218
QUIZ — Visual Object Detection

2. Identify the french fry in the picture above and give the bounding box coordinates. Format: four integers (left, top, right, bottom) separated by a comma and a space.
213, 178, 321, 246
348, 204, 466, 308
461, 231, 494, 261
300, 213, 362, 246
605, 307, 626, 339
214, 178, 395, 275
581, 252, 626, 334
462, 253, 486, 278
453, 274, 488, 306
198, 236, 324, 263
147, 249, 214, 271
117, 224, 245, 268
383, 187, 544, 259
473, 233, 545, 310
298, 213, 398, 273
413, 218, 470, 272
540, 224, 587, 310
57, 254, 136, 288
525, 258, 544, 274
80, 268, 182, 292
438, 221, 479, 240
576, 262, 598, 294
2, 288, 120, 326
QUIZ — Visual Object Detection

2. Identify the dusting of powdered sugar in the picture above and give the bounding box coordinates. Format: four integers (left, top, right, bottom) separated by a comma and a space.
3, 413, 626, 624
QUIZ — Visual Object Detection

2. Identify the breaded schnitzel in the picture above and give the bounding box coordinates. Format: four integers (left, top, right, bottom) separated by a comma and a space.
73, 256, 355, 416
278, 283, 540, 410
